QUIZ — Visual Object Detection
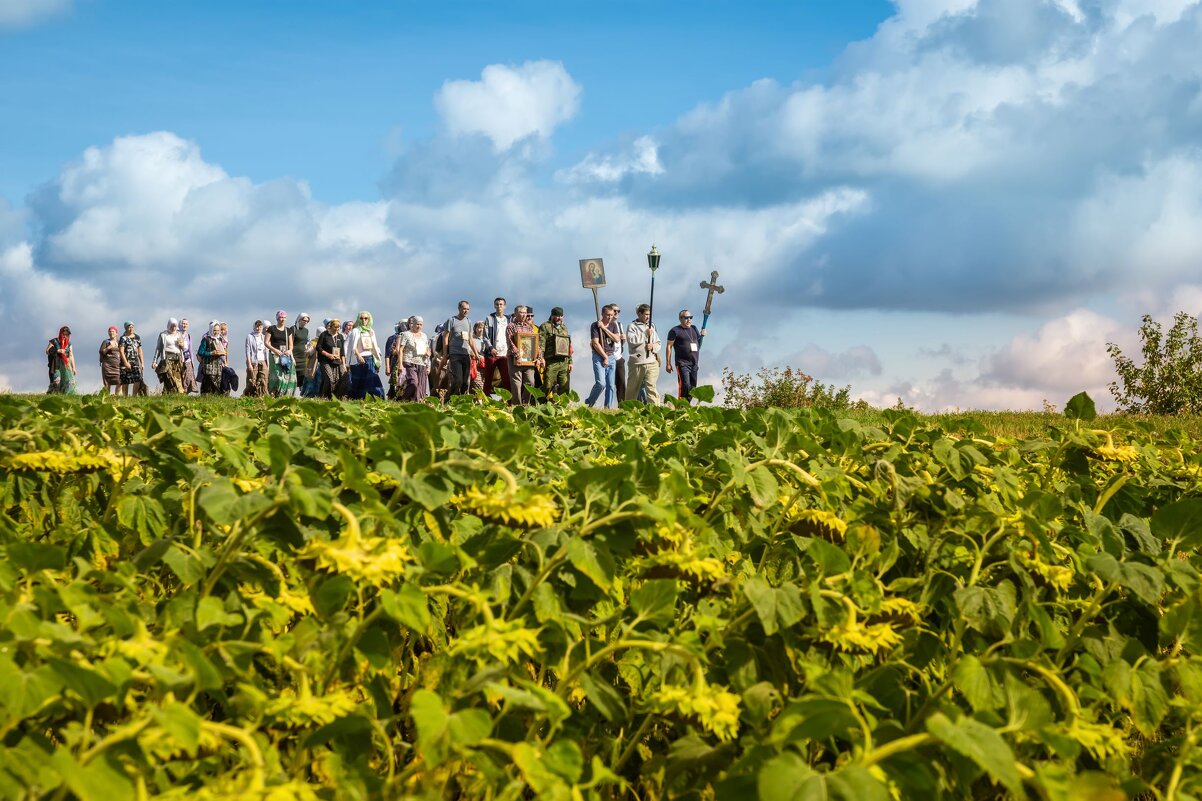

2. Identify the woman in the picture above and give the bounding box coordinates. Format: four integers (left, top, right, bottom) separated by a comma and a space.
346, 311, 385, 400
118, 321, 147, 397
301, 330, 320, 397
264, 310, 296, 397
180, 318, 198, 394
45, 326, 77, 394
99, 326, 121, 394
151, 318, 187, 394
197, 321, 226, 395
470, 320, 487, 394
398, 316, 431, 402
317, 318, 345, 399
341, 320, 355, 365
244, 320, 268, 398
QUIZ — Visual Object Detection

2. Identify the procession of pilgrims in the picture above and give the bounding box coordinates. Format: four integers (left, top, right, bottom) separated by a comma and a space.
43, 297, 712, 406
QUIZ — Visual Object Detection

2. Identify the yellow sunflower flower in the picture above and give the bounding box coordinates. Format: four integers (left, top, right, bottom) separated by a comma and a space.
448, 619, 543, 665
650, 675, 742, 741
1093, 445, 1139, 463
452, 485, 559, 529
822, 597, 902, 654
3, 447, 129, 477
298, 502, 410, 587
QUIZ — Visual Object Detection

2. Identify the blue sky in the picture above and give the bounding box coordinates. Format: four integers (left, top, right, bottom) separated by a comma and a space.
0, 1, 892, 203
3, 0, 1202, 408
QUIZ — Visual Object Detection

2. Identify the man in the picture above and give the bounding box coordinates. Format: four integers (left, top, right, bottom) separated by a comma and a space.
506, 305, 542, 405
538, 307, 573, 400
625, 303, 661, 404
611, 305, 627, 401
288, 313, 311, 396
439, 300, 478, 396
483, 297, 511, 397
384, 318, 407, 400
586, 304, 621, 408
666, 309, 704, 402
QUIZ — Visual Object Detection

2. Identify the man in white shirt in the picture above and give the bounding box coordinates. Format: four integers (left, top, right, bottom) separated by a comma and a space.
625, 303, 661, 404
483, 297, 511, 398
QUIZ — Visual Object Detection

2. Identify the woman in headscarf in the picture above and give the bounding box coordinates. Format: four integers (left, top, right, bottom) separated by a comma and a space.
346, 311, 385, 400
45, 326, 77, 394
265, 310, 296, 397
341, 320, 355, 366
151, 318, 187, 394
118, 321, 147, 397
196, 321, 226, 395
398, 316, 431, 402
99, 326, 121, 394
180, 318, 198, 394
317, 318, 345, 399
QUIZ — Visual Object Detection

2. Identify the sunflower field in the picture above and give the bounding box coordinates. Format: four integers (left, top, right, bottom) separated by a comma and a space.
2, 391, 1202, 800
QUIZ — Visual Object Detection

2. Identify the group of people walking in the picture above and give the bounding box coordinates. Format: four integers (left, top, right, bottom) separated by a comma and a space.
45, 297, 707, 405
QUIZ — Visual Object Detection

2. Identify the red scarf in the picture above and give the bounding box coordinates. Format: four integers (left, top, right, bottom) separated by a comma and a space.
56, 328, 71, 367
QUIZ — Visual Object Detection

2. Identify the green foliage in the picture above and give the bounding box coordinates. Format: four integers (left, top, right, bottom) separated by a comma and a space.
1, 393, 1201, 798
720, 365, 859, 410
1108, 311, 1202, 415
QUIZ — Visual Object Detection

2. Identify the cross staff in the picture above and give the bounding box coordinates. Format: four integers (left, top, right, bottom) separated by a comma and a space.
697, 271, 724, 351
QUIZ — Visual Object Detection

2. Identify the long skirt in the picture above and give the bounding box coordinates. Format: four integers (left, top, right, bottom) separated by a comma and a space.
245, 362, 268, 397
402, 364, 429, 401
268, 353, 297, 397
320, 362, 345, 399
48, 365, 76, 394
200, 358, 223, 395
182, 357, 198, 393
348, 357, 385, 400
160, 357, 185, 394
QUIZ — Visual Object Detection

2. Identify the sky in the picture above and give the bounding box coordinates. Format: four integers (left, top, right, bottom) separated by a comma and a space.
3, 0, 1202, 409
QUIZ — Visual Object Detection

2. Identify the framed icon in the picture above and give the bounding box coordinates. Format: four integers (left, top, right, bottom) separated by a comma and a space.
579, 258, 606, 289
515, 333, 538, 366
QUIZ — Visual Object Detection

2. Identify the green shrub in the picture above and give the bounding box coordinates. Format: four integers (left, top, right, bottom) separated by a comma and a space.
720, 365, 859, 410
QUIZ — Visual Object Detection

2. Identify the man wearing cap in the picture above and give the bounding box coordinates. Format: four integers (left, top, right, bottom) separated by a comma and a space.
538, 306, 573, 400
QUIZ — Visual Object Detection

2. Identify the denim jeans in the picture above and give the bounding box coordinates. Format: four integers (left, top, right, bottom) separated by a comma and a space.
585, 352, 616, 407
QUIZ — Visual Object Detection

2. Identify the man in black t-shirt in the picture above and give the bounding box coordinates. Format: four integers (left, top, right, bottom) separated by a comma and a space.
665, 309, 704, 402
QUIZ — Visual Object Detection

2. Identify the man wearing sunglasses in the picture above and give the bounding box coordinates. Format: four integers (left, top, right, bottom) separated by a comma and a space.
666, 309, 704, 402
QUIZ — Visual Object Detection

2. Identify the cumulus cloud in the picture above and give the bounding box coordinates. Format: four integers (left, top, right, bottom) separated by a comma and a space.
785, 343, 883, 380
582, 0, 1202, 315
984, 308, 1125, 393
0, 0, 70, 28
557, 136, 664, 184
434, 61, 581, 151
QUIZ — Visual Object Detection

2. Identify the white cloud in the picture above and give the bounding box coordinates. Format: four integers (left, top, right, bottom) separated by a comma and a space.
558, 136, 664, 184
435, 61, 581, 151
0, 0, 70, 28
984, 309, 1125, 393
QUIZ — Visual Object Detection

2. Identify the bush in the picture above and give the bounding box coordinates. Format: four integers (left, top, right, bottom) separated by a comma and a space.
1107, 311, 1202, 415
720, 365, 859, 410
